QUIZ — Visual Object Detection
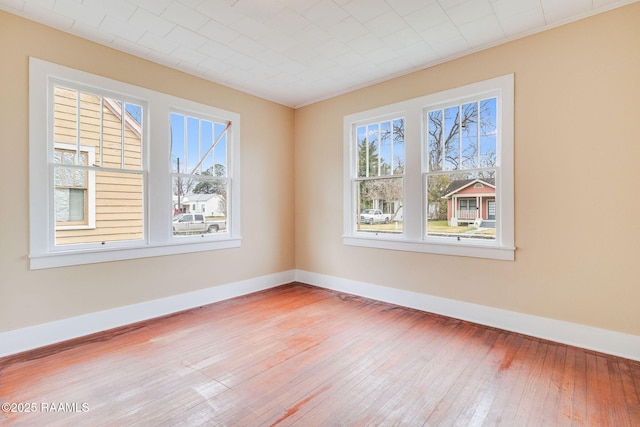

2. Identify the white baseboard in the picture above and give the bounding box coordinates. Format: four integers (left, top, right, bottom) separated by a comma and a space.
3, 269, 638, 362
295, 270, 640, 362
0, 270, 296, 358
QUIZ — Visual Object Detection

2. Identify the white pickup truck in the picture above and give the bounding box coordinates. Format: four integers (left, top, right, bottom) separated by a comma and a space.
360, 209, 392, 224
172, 213, 226, 234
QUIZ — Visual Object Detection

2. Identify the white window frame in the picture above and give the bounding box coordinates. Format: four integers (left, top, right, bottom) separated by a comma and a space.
343, 74, 514, 261
169, 108, 231, 241
29, 58, 241, 269
352, 114, 405, 234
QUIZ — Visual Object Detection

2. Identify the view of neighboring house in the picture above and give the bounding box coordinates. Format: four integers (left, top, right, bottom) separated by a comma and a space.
174, 193, 225, 217
54, 86, 144, 246
442, 178, 496, 227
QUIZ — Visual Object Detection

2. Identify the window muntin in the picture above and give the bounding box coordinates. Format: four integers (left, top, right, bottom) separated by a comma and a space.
170, 112, 229, 236
425, 96, 498, 242
353, 117, 405, 234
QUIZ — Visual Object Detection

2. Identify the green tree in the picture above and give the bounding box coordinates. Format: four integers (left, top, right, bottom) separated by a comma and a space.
358, 119, 405, 215
357, 137, 379, 178
193, 164, 227, 216
426, 175, 452, 220
193, 164, 226, 194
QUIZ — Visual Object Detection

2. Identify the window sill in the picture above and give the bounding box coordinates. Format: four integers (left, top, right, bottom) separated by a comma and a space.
29, 238, 242, 270
343, 235, 515, 261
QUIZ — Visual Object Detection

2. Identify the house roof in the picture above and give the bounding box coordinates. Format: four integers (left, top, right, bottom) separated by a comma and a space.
103, 98, 142, 138
442, 178, 495, 199
175, 193, 219, 203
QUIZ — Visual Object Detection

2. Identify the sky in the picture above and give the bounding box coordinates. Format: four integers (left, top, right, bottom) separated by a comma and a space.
170, 112, 228, 175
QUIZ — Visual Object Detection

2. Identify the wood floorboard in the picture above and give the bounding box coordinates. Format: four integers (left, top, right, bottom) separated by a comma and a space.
401, 319, 488, 425
451, 330, 514, 426
342, 315, 463, 426
298, 311, 435, 426
305, 311, 449, 425
620, 359, 640, 422
573, 346, 590, 425
1, 282, 639, 426
481, 332, 526, 425
423, 326, 502, 426
241, 299, 417, 426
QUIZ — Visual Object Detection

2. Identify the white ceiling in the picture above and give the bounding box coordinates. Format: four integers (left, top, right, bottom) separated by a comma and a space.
1, 0, 637, 107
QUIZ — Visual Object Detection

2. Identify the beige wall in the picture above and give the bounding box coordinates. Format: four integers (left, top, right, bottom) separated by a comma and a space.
0, 11, 295, 332
295, 3, 640, 336
1, 4, 639, 339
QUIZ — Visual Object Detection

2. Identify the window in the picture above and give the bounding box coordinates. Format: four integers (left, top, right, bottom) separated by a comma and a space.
426, 96, 497, 240
170, 112, 229, 237
54, 143, 95, 229
51, 85, 143, 246
354, 117, 405, 234
29, 58, 241, 269
344, 74, 514, 260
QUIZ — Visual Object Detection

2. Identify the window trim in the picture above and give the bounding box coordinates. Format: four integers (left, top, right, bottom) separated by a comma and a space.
169, 108, 231, 240
351, 113, 405, 235
343, 74, 514, 261
29, 57, 241, 269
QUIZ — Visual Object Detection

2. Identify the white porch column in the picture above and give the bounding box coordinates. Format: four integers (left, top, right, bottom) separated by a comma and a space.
451, 196, 458, 226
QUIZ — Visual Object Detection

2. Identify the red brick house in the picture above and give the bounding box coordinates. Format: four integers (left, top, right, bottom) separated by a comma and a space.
443, 178, 496, 227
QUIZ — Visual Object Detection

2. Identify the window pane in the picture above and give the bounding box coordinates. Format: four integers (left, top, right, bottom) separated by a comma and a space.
170, 113, 228, 177
367, 123, 380, 177
172, 176, 228, 235
53, 86, 78, 145
124, 103, 143, 170
380, 121, 391, 175
480, 97, 497, 168
356, 178, 403, 234
426, 171, 496, 241
392, 118, 405, 174
427, 110, 443, 172
55, 171, 143, 245
68, 189, 85, 221
461, 102, 478, 169
103, 98, 123, 168
444, 106, 460, 171
56, 168, 86, 188
213, 122, 228, 176
170, 113, 185, 173
54, 188, 85, 222
356, 125, 367, 177
187, 116, 200, 173
79, 93, 101, 165
357, 119, 404, 178
200, 120, 214, 172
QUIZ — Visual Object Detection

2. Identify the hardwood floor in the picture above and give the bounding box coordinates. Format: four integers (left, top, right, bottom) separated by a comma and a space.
1, 282, 639, 426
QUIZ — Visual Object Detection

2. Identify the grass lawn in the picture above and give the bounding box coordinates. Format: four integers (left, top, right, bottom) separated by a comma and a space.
427, 220, 471, 234
358, 222, 403, 233
357, 220, 496, 236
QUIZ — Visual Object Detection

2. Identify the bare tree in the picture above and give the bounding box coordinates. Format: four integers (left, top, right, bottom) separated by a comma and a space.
426, 100, 497, 220
428, 100, 495, 172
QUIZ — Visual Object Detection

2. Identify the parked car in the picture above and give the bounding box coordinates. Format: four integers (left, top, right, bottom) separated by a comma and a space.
172, 213, 226, 234
360, 209, 392, 224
